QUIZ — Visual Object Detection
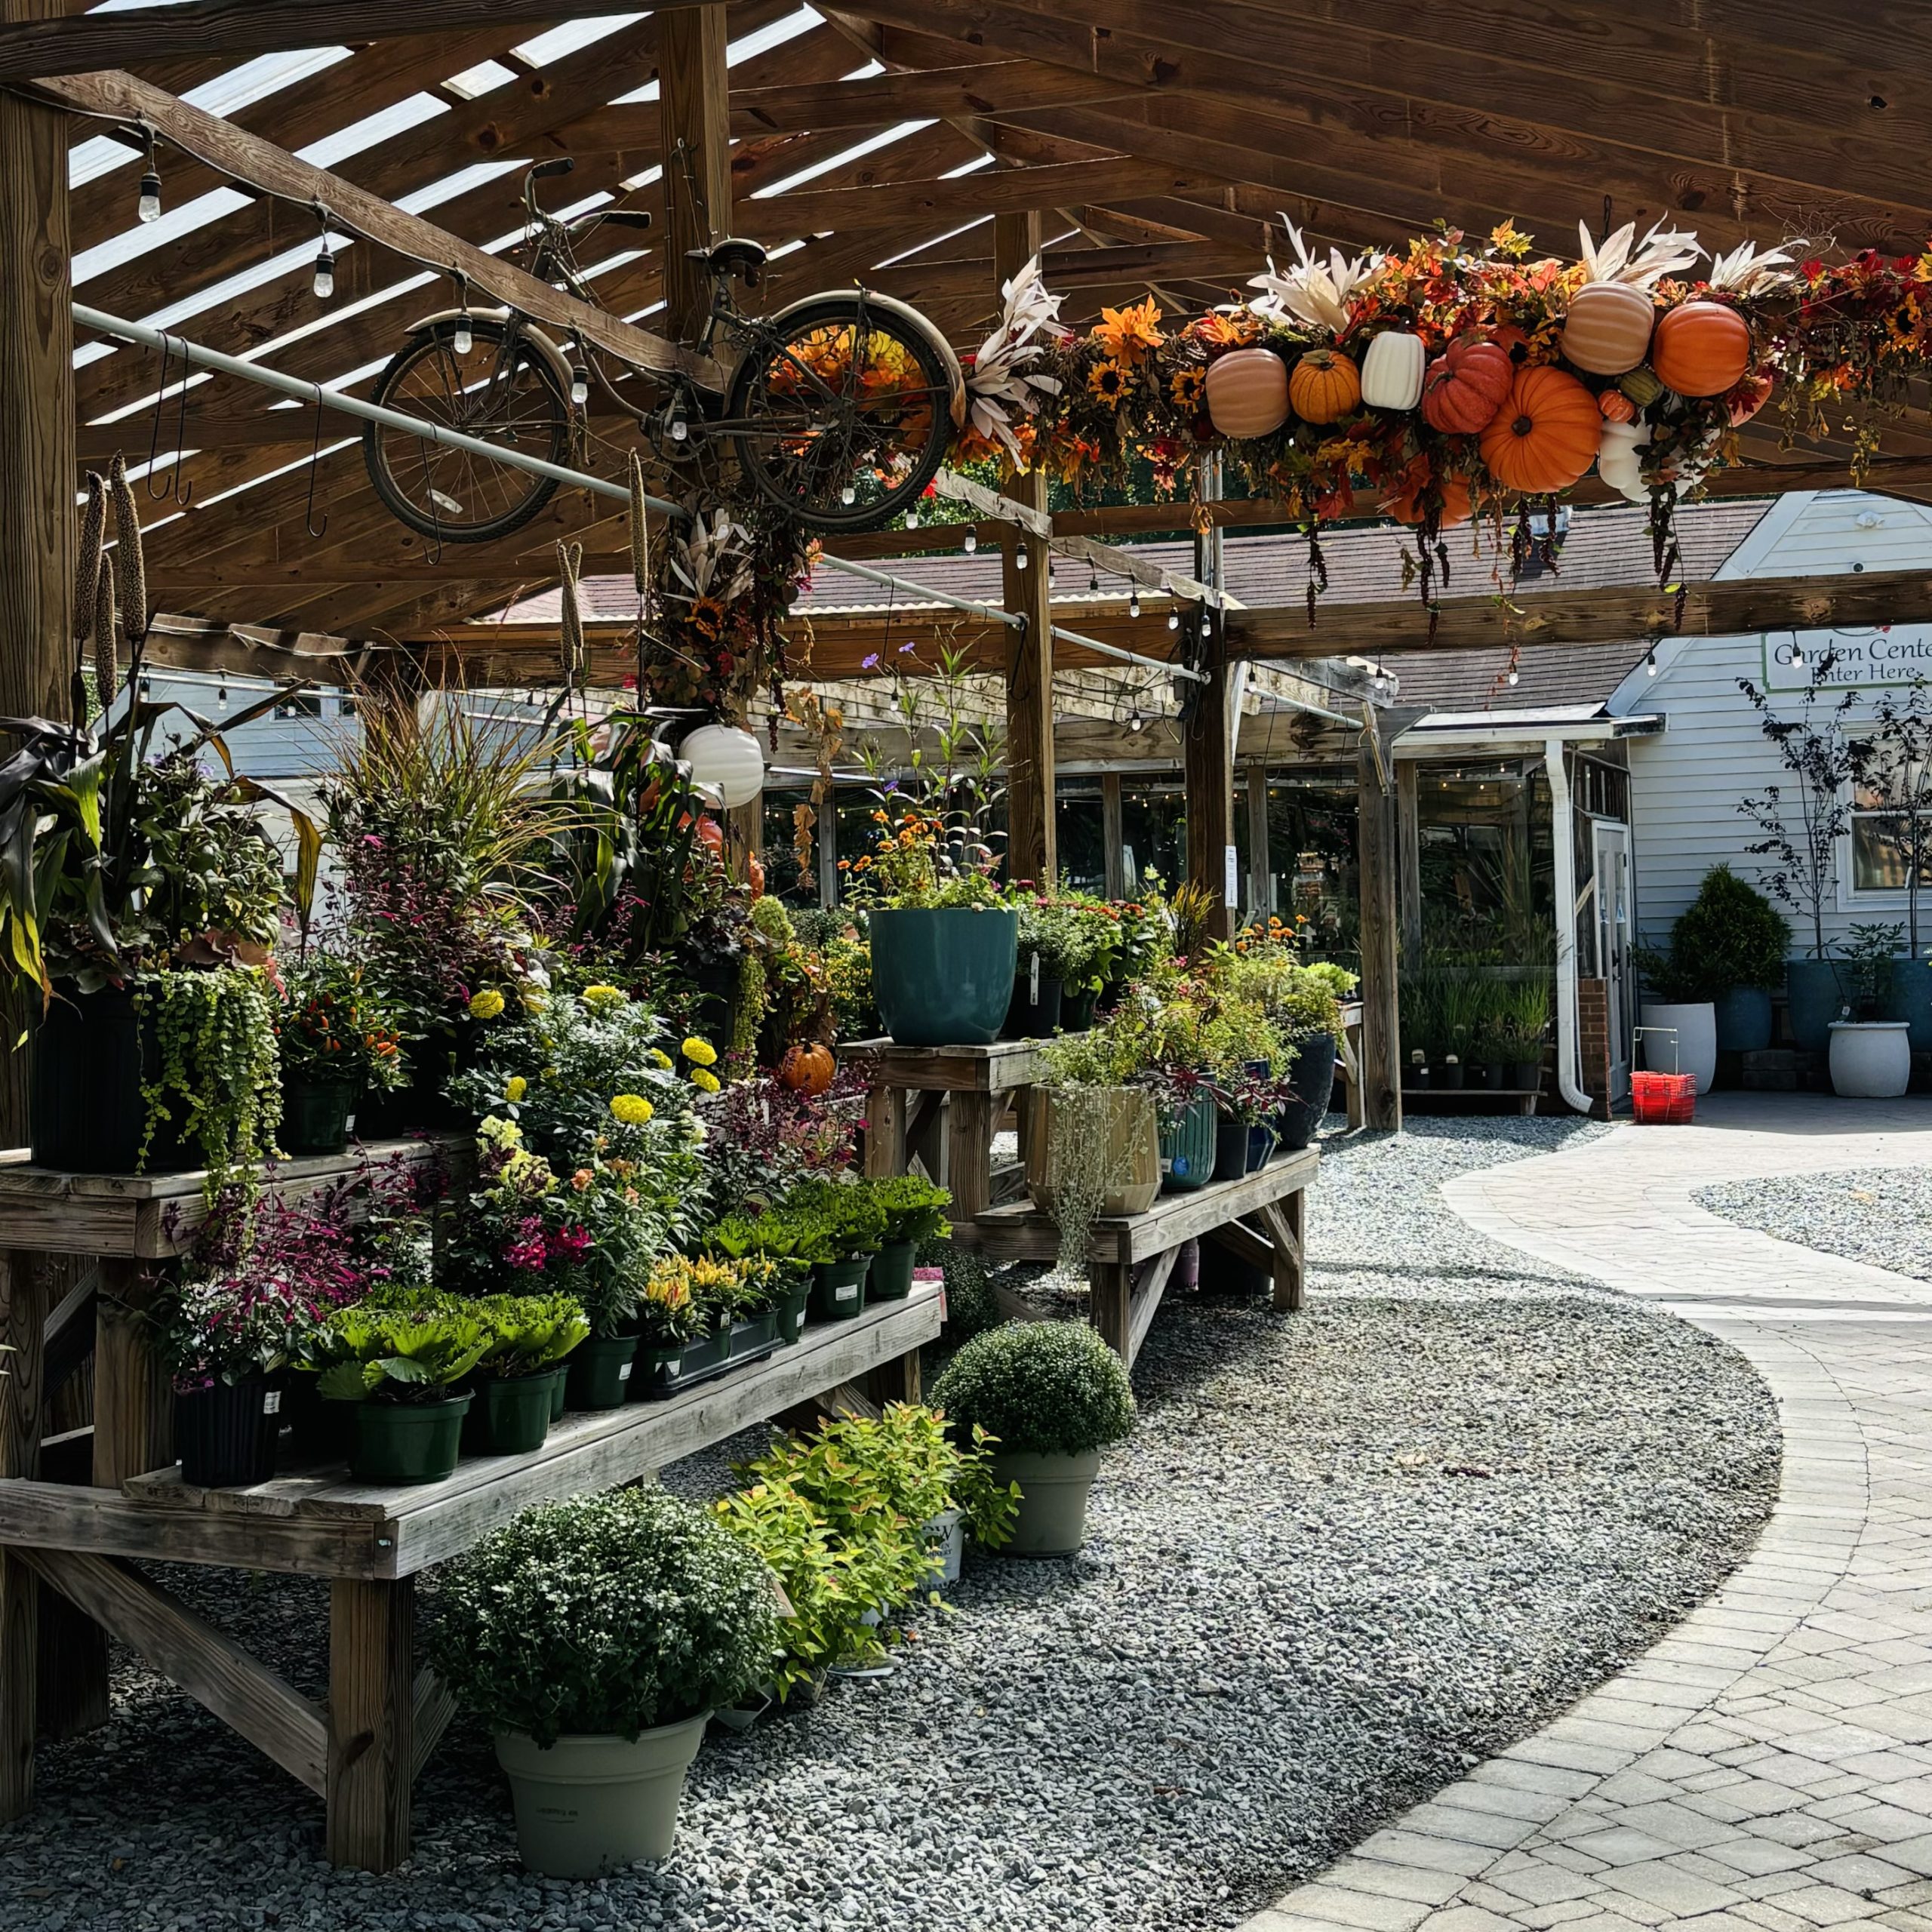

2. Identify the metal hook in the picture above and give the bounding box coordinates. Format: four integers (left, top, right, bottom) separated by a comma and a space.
303, 389, 329, 540
143, 333, 195, 506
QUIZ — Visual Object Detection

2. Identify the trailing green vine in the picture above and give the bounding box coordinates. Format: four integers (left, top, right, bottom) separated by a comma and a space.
134, 966, 281, 1195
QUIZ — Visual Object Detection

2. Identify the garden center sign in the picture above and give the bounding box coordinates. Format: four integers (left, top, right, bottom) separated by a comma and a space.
1761, 626, 1932, 691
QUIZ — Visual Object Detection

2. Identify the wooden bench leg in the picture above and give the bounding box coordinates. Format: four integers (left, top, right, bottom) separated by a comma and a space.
1, 1250, 49, 1821
864, 1344, 921, 1410
1089, 1260, 1131, 1360
945, 1092, 997, 1223
1258, 1192, 1306, 1314
863, 1083, 906, 1178
328, 1577, 414, 1872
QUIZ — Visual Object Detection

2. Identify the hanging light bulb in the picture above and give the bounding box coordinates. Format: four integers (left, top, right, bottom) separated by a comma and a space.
839, 484, 856, 506
216, 684, 229, 713
1167, 610, 1181, 632
1015, 543, 1029, 570
1790, 641, 1806, 666
962, 531, 977, 555
1088, 567, 1100, 593
137, 129, 162, 223
1645, 647, 1660, 675
312, 239, 335, 300
905, 509, 919, 529
669, 411, 689, 442
571, 367, 589, 407
451, 310, 473, 356
1128, 708, 1145, 733
1506, 668, 1520, 686
1128, 589, 1141, 618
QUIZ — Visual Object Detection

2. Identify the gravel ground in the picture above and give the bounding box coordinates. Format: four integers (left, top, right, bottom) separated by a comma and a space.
2, 1118, 1781, 1932
1697, 1163, 1932, 1281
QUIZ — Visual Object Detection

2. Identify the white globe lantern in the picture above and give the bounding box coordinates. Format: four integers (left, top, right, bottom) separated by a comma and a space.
679, 723, 764, 809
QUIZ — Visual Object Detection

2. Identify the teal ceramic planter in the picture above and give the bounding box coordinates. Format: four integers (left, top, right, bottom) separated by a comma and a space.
1786, 959, 1848, 1054
1884, 957, 1932, 1052
1713, 986, 1774, 1054
1159, 1095, 1217, 1193
868, 907, 1018, 1047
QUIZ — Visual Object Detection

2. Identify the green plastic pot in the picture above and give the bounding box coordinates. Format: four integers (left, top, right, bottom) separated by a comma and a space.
349, 1392, 471, 1486
463, 1371, 555, 1457
774, 1285, 811, 1346
990, 1449, 1103, 1556
1159, 1095, 1217, 1193
868, 1238, 917, 1301
565, 1334, 638, 1411
281, 1075, 358, 1157
868, 906, 1018, 1047
812, 1256, 870, 1321
549, 1364, 567, 1422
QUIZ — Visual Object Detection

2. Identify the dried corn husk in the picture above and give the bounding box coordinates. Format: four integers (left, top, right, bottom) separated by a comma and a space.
556, 539, 586, 688
108, 454, 147, 651
92, 555, 118, 715
73, 472, 106, 650
627, 451, 651, 604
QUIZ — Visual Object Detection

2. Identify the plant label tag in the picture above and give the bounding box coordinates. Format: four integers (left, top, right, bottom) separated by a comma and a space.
1029, 950, 1040, 1001
938, 1285, 949, 1321
617, 1361, 632, 1381
343, 1114, 356, 1134
263, 1390, 281, 1417
1224, 843, 1239, 908
837, 1284, 857, 1305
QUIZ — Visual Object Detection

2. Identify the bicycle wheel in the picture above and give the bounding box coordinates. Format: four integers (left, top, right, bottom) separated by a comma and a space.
727, 295, 954, 533
364, 317, 572, 545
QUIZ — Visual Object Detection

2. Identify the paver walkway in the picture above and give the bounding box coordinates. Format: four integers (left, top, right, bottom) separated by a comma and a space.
1246, 1094, 1932, 1932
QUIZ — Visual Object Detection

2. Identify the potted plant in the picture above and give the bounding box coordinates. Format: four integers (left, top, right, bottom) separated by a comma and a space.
1030, 1019, 1163, 1221
429, 1487, 780, 1876
1667, 865, 1790, 1054
783, 1177, 887, 1320
1211, 1061, 1287, 1180
1738, 657, 1873, 1052
1829, 921, 1912, 1098
1497, 980, 1551, 1090
632, 1255, 713, 1399
151, 1273, 302, 1488
864, 1174, 952, 1300
1634, 940, 1719, 1095
706, 1214, 814, 1344
310, 1300, 491, 1484
929, 1321, 1136, 1556
1004, 894, 1079, 1038
463, 1294, 589, 1455
1052, 895, 1125, 1033
275, 950, 408, 1155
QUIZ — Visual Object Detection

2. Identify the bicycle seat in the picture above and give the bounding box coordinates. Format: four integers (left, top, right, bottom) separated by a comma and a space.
694, 237, 768, 286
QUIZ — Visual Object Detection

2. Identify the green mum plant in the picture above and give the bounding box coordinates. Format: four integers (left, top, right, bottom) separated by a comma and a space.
429, 1488, 781, 1744
930, 1320, 1136, 1458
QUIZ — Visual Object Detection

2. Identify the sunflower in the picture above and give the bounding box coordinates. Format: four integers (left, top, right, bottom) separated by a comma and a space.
690, 595, 728, 637
1170, 365, 1207, 411
1088, 358, 1130, 407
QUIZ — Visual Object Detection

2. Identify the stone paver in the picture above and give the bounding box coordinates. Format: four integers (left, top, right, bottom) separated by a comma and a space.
1245, 1094, 1932, 1932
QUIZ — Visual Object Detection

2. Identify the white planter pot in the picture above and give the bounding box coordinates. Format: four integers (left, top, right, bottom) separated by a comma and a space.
924, 1506, 964, 1586
495, 1711, 711, 1876
1828, 1020, 1912, 1099
1639, 1001, 1718, 1095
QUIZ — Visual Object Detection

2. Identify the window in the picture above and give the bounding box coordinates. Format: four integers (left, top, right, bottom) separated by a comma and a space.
1851, 751, 1932, 891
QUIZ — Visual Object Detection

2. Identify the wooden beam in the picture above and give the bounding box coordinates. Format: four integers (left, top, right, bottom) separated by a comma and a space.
1101, 771, 1126, 900
997, 209, 1055, 891
328, 1577, 414, 1872
35, 71, 712, 384
20, 1548, 328, 1796
657, 4, 732, 345
734, 61, 1137, 135
0, 1249, 49, 1820
1355, 726, 1401, 1134
0, 0, 675, 80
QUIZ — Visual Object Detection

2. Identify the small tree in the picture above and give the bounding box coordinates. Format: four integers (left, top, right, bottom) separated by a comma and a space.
1867, 677, 1932, 957
1737, 655, 1874, 960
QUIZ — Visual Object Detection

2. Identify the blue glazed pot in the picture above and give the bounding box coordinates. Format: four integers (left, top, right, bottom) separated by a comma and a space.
1713, 986, 1774, 1054
1786, 958, 1848, 1054
869, 907, 1019, 1047
1883, 957, 1932, 1053
1160, 1095, 1217, 1193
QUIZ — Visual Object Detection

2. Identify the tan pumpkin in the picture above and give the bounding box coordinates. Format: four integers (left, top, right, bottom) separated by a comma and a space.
1420, 334, 1515, 434
1204, 346, 1289, 438
1651, 300, 1753, 397
1478, 366, 1602, 494
778, 1041, 835, 1096
1288, 347, 1362, 424
1560, 281, 1657, 375
1598, 388, 1637, 423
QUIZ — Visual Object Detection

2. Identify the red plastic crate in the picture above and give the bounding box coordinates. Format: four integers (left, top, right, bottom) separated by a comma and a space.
1630, 1070, 1697, 1124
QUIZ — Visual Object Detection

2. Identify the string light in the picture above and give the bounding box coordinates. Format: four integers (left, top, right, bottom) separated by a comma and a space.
904, 509, 918, 529
1128, 588, 1141, 617
962, 531, 977, 555
137, 128, 162, 224
1015, 543, 1029, 570
216, 684, 229, 713
570, 366, 589, 407
312, 238, 335, 300
1645, 647, 1660, 675
1166, 610, 1181, 631
1506, 667, 1519, 685
1128, 707, 1145, 733
1088, 567, 1100, 593
451, 311, 472, 356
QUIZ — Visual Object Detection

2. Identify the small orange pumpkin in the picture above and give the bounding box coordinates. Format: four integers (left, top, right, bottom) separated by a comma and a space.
1381, 457, 1473, 528
1287, 348, 1361, 424
779, 1041, 835, 1096
1651, 300, 1753, 398
1204, 346, 1289, 438
1420, 334, 1515, 434
1598, 388, 1637, 423
1560, 281, 1657, 376
1478, 366, 1602, 495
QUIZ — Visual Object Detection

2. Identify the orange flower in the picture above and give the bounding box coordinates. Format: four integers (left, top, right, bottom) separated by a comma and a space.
1092, 296, 1164, 364
571, 1168, 593, 1192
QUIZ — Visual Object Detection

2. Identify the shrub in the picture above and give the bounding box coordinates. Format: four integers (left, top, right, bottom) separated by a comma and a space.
930, 1320, 1135, 1457
429, 1489, 780, 1743
1669, 865, 1791, 996
941, 1249, 1001, 1341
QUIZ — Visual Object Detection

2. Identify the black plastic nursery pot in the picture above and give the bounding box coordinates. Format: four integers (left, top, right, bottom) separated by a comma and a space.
868, 1238, 917, 1301
175, 1375, 281, 1488
632, 1326, 734, 1401
349, 1392, 471, 1485
1435, 1062, 1466, 1091
565, 1334, 639, 1411
774, 1284, 811, 1346
462, 1371, 555, 1456
729, 1310, 780, 1368
812, 1256, 870, 1321
281, 1075, 358, 1157
1001, 972, 1063, 1040
31, 983, 195, 1174
1213, 1115, 1250, 1183
1510, 1060, 1543, 1091
1480, 1062, 1506, 1093
1059, 987, 1097, 1032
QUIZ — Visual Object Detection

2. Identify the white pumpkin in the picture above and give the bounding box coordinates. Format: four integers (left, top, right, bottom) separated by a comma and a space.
1360, 329, 1425, 411
1595, 418, 1651, 503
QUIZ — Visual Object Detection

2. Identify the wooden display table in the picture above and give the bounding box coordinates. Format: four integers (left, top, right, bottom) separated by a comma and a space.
851, 1036, 1054, 1218
957, 1146, 1318, 1367
0, 1140, 937, 1872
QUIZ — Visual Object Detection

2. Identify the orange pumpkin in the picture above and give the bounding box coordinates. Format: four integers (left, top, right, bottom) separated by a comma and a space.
1651, 300, 1752, 398
1560, 281, 1657, 376
1204, 346, 1289, 438
693, 814, 724, 854
1478, 366, 1602, 494
1420, 334, 1515, 434
1728, 371, 1774, 426
1598, 388, 1637, 423
779, 1041, 835, 1096
1287, 348, 1361, 424
1381, 457, 1472, 528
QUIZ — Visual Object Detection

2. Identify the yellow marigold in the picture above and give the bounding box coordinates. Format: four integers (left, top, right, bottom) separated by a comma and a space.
504, 1075, 528, 1103
610, 1094, 655, 1126
582, 983, 625, 1010
691, 1067, 721, 1094
649, 1046, 673, 1069
468, 988, 506, 1020
681, 1037, 718, 1067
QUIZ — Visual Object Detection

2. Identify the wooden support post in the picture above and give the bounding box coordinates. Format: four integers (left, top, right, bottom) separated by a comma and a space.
1101, 771, 1127, 900
816, 792, 839, 909
1397, 761, 1423, 958
92, 1260, 173, 1490
728, 796, 761, 885
1260, 1194, 1306, 1313
657, 3, 731, 346
1357, 732, 1402, 1133
1183, 642, 1237, 947
863, 1081, 906, 1179
1245, 765, 1271, 920
996, 208, 1055, 891
1089, 1260, 1131, 1360
0, 1250, 49, 1819
863, 1345, 921, 1411
943, 1091, 997, 1224
327, 1577, 414, 1872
